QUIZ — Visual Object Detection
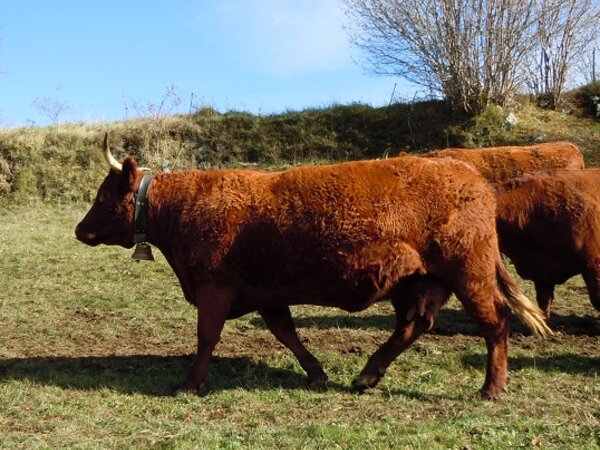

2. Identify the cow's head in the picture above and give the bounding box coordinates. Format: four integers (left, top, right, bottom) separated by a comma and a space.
75, 134, 143, 248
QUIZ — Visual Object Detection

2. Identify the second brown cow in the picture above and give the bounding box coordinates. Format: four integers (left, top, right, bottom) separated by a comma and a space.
423, 141, 584, 183
495, 169, 600, 317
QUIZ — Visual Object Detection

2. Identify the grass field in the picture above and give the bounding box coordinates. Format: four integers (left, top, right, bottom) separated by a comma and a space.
0, 204, 598, 449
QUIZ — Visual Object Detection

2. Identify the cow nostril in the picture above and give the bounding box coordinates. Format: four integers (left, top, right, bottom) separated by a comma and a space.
75, 225, 91, 241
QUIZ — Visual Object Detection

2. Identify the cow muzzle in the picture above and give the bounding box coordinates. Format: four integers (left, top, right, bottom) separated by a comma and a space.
75, 224, 100, 246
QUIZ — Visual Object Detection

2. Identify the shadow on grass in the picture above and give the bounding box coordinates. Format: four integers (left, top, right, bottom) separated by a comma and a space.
1, 351, 595, 399
461, 353, 599, 375
549, 313, 600, 336
250, 308, 599, 337
0, 354, 348, 397
249, 309, 479, 335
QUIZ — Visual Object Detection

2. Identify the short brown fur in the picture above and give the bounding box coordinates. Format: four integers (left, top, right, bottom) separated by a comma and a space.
424, 141, 584, 183
76, 152, 549, 398
495, 168, 600, 317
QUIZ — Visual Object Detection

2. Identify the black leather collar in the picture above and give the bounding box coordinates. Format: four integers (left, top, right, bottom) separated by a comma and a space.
133, 174, 154, 244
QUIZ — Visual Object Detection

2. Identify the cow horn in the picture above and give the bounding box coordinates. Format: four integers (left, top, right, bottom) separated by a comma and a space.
103, 132, 123, 173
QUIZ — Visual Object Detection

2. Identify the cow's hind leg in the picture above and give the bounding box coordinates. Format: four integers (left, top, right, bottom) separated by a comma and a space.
453, 279, 511, 399
352, 276, 450, 391
582, 258, 600, 311
259, 306, 328, 390
534, 281, 555, 318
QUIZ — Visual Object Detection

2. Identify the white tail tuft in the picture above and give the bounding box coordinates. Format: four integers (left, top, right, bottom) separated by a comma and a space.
496, 257, 553, 338
501, 282, 553, 338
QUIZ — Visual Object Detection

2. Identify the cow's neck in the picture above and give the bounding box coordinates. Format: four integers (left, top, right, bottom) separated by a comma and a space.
142, 169, 264, 261
142, 170, 212, 254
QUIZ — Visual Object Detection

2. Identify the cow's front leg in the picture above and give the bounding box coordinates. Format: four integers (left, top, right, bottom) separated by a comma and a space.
175, 285, 235, 396
260, 306, 328, 390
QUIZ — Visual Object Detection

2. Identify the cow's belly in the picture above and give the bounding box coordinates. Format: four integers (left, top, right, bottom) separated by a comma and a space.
228, 276, 390, 318
504, 242, 582, 285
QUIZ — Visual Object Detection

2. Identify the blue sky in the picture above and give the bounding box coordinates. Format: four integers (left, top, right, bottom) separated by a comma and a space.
0, 0, 414, 128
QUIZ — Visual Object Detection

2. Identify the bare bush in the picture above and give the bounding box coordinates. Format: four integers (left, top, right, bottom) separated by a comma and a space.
345, 0, 600, 113
526, 0, 600, 108
344, 0, 536, 115
576, 46, 599, 85
123, 84, 183, 159
32, 95, 72, 135
127, 84, 182, 122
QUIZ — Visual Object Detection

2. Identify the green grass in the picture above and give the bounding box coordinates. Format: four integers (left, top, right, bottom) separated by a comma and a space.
0, 204, 598, 449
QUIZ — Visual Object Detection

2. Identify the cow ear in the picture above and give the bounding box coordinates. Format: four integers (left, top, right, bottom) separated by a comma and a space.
121, 157, 138, 190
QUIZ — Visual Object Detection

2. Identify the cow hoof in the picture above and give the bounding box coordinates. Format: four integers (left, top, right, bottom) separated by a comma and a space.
352, 373, 381, 392
480, 389, 500, 400
480, 383, 508, 400
172, 384, 210, 397
172, 388, 190, 397
307, 373, 329, 391
196, 385, 211, 397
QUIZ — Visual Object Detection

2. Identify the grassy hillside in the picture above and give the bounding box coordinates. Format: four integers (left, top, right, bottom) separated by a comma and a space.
1, 97, 599, 203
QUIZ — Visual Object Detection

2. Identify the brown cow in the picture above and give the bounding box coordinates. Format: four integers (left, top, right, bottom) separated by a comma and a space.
423, 142, 584, 183
495, 168, 600, 318
75, 135, 550, 398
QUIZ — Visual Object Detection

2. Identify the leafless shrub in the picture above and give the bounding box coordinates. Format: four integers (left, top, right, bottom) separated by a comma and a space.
526, 0, 600, 108
344, 0, 600, 114
123, 84, 183, 157
32, 95, 72, 135
128, 84, 182, 122
575, 45, 599, 85
344, 0, 537, 115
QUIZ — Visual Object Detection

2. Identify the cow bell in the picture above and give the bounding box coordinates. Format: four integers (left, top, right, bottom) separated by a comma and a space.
131, 242, 155, 261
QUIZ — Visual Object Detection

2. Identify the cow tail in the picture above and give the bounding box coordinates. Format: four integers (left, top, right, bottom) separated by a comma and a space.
495, 255, 553, 338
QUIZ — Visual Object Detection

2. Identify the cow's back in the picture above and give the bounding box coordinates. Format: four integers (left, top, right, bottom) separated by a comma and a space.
266, 156, 495, 245
424, 142, 584, 183
230, 156, 498, 292
495, 168, 600, 235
